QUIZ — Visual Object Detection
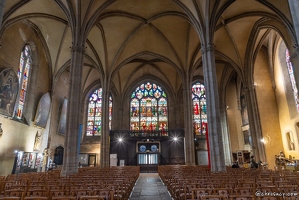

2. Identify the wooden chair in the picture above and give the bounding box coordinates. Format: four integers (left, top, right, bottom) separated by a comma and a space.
105, 183, 124, 200
191, 188, 212, 200
212, 188, 233, 196
49, 190, 75, 200
71, 189, 92, 199
201, 195, 229, 200
180, 183, 199, 200
3, 189, 25, 200
92, 189, 113, 200
256, 181, 274, 187
0, 197, 21, 200
233, 187, 254, 195
49, 189, 66, 197
79, 196, 105, 200
277, 185, 298, 193
25, 189, 48, 198
51, 197, 76, 200
257, 197, 281, 200
283, 196, 299, 200
8, 185, 28, 192
23, 197, 48, 200
228, 194, 255, 200
256, 186, 277, 193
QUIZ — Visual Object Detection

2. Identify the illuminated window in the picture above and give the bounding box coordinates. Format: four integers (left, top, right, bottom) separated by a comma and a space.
192, 82, 207, 136
86, 88, 112, 136
130, 82, 168, 135
286, 49, 299, 113
16, 45, 32, 119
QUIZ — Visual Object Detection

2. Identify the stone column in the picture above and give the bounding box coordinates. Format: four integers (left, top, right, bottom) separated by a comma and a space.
220, 106, 231, 165
0, 0, 6, 28
183, 82, 195, 165
288, 0, 299, 90
288, 0, 299, 45
61, 45, 84, 176
245, 85, 266, 163
100, 81, 110, 168
201, 44, 226, 172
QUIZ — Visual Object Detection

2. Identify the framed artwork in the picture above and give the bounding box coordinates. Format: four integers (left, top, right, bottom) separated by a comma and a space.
58, 98, 67, 135
0, 69, 18, 117
34, 92, 51, 128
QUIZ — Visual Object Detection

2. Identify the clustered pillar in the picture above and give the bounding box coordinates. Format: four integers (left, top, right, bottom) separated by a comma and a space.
183, 84, 195, 166
100, 83, 111, 168
201, 44, 226, 172
61, 45, 84, 176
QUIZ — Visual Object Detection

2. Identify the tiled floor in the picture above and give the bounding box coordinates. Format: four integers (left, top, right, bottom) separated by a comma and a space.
129, 173, 173, 200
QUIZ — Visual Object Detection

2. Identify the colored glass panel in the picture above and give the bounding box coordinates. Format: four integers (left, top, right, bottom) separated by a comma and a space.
16, 45, 32, 119
286, 49, 299, 113
192, 82, 207, 136
130, 82, 168, 135
86, 88, 112, 136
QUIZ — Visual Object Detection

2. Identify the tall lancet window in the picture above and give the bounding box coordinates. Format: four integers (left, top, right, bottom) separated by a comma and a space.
286, 49, 299, 113
16, 45, 32, 119
86, 88, 112, 136
130, 82, 168, 135
192, 82, 207, 135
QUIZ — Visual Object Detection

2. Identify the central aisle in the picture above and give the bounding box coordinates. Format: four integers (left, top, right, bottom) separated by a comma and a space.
129, 173, 173, 200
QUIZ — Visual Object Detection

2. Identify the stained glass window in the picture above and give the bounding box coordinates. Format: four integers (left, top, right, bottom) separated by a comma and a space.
286, 49, 299, 113
86, 88, 112, 136
16, 45, 32, 119
192, 82, 207, 136
130, 82, 168, 136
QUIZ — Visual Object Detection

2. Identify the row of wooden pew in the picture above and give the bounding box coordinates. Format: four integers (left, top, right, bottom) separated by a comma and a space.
0, 166, 140, 200
158, 165, 299, 200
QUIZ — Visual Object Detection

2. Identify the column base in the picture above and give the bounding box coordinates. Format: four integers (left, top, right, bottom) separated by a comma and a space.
185, 162, 196, 166
60, 168, 78, 176
60, 163, 78, 176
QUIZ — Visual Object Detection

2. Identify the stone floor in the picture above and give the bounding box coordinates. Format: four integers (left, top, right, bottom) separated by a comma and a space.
129, 173, 173, 200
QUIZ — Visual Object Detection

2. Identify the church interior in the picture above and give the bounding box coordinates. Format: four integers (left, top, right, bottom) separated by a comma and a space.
0, 0, 299, 191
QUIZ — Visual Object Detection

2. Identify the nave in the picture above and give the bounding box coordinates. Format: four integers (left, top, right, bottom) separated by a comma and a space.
129, 173, 172, 200
1, 165, 299, 200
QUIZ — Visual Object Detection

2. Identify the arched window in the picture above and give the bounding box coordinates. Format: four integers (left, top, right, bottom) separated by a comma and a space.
286, 49, 299, 113
16, 45, 32, 119
192, 82, 207, 135
86, 88, 112, 136
130, 82, 168, 135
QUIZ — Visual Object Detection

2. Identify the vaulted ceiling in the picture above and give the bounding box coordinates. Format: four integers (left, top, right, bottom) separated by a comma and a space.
2, 0, 294, 96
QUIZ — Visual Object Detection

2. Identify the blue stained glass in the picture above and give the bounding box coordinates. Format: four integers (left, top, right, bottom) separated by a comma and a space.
149, 89, 153, 96
86, 88, 113, 136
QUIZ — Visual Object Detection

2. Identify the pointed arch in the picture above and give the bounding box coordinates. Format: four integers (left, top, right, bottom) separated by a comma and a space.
130, 82, 168, 135
15, 44, 32, 119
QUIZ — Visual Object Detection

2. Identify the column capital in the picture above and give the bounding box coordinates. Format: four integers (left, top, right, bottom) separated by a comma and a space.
71, 45, 85, 53
201, 44, 215, 54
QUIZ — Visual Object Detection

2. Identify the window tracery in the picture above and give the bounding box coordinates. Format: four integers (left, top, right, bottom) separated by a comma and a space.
86, 88, 112, 136
192, 82, 207, 136
16, 45, 32, 119
286, 49, 299, 113
130, 82, 168, 135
